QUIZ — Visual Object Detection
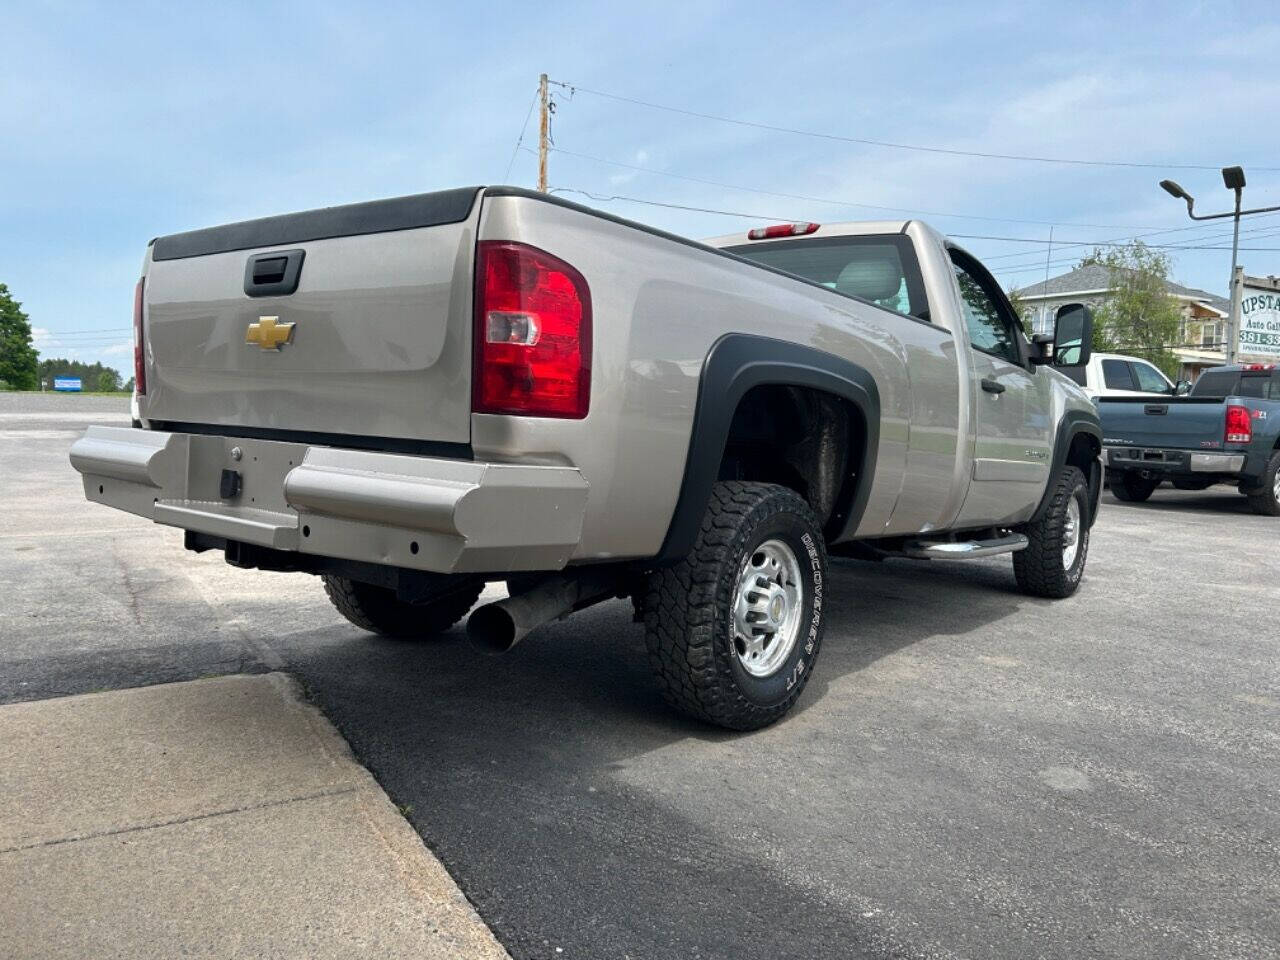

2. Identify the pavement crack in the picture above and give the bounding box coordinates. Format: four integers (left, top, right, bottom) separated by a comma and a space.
109, 539, 144, 627
1, 785, 360, 855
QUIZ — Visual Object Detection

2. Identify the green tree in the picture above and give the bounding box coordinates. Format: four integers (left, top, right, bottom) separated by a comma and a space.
97, 369, 120, 392
0, 284, 39, 391
1007, 287, 1032, 337
1083, 242, 1182, 378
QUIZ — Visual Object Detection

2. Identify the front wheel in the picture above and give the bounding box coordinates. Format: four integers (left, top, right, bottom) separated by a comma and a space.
1245, 451, 1280, 517
1014, 465, 1090, 599
1110, 470, 1158, 502
640, 481, 827, 731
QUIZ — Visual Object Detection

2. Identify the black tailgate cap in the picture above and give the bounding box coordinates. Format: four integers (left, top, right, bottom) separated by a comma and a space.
152, 186, 483, 261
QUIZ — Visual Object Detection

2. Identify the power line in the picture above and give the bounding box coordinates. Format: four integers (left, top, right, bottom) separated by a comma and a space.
538, 145, 1176, 229
548, 79, 1280, 173
503, 88, 540, 183
950, 231, 1280, 252
550, 188, 794, 222
972, 217, 1280, 277
977, 212, 1280, 265
551, 175, 1280, 261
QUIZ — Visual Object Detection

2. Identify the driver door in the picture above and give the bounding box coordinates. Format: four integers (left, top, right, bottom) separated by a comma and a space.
950, 250, 1052, 527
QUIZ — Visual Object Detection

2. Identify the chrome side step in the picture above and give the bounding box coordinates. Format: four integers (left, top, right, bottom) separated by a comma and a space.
902, 533, 1029, 560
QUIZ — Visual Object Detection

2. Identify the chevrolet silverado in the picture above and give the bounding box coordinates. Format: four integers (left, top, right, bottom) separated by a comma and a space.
71, 186, 1103, 729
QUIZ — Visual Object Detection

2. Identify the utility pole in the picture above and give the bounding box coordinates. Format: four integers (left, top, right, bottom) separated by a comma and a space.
537, 73, 549, 193
1228, 265, 1244, 364
1225, 181, 1243, 364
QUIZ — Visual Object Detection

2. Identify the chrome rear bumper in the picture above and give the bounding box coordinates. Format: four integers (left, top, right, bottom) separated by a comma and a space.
1104, 446, 1245, 474
70, 426, 589, 574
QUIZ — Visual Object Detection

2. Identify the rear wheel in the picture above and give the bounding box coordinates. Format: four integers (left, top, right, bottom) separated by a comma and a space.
322, 575, 483, 638
1110, 470, 1158, 502
1245, 451, 1280, 517
1013, 465, 1090, 599
640, 481, 827, 731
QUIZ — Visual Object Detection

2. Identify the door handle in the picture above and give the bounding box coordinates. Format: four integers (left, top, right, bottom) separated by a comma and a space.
981, 377, 1006, 394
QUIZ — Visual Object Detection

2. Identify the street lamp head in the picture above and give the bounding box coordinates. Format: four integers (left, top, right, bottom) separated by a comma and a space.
1160, 179, 1192, 202
1222, 166, 1246, 191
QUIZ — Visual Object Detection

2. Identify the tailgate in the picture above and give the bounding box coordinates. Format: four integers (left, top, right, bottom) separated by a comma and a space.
140, 187, 482, 445
1098, 397, 1225, 449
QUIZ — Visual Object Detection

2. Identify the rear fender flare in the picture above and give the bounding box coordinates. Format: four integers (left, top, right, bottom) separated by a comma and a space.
655, 334, 880, 563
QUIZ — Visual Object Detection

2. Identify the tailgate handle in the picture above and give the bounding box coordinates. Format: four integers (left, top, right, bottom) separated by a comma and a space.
1144, 404, 1168, 415
244, 249, 305, 297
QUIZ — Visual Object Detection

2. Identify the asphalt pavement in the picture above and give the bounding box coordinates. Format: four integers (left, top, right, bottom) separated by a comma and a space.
3, 392, 1278, 960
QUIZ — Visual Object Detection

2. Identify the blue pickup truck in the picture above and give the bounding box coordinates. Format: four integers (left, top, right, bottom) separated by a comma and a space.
1098, 363, 1280, 515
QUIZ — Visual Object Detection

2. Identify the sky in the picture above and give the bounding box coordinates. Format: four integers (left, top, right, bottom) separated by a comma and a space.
4, 0, 1280, 372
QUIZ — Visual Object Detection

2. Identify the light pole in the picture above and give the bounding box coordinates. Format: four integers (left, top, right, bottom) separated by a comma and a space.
1160, 167, 1280, 364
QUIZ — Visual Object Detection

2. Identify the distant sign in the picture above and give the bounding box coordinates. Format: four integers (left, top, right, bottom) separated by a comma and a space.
53, 377, 82, 392
1240, 276, 1280, 360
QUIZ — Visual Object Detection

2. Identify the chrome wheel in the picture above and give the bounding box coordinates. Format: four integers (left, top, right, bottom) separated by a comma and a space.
1273, 467, 1280, 504
732, 538, 804, 678
1062, 497, 1081, 570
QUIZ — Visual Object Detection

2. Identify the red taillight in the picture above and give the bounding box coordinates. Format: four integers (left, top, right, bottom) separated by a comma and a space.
1225, 404, 1252, 444
747, 222, 820, 240
473, 241, 591, 419
133, 277, 146, 396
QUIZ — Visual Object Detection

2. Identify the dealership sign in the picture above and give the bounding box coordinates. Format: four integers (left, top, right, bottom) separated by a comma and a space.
1239, 276, 1280, 360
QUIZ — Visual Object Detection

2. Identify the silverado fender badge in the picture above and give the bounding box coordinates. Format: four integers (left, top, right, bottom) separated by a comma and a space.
245, 315, 295, 350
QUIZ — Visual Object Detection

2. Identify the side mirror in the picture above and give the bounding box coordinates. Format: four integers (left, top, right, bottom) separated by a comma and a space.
1175, 380, 1192, 396
1029, 333, 1054, 366
1052, 303, 1094, 368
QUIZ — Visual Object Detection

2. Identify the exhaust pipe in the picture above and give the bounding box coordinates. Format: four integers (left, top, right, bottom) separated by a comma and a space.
467, 571, 621, 653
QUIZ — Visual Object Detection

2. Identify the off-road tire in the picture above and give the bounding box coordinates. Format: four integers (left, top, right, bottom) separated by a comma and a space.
1245, 451, 1280, 517
640, 481, 828, 731
1013, 465, 1089, 599
322, 575, 483, 638
1110, 470, 1158, 502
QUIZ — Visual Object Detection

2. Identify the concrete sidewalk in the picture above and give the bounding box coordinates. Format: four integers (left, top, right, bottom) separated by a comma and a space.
0, 674, 509, 959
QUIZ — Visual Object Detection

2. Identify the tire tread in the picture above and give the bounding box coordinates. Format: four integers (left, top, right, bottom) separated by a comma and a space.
322, 575, 482, 638
640, 481, 825, 730
1014, 465, 1089, 599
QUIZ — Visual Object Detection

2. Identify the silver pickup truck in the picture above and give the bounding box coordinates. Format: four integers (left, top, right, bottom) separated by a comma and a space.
71, 186, 1102, 729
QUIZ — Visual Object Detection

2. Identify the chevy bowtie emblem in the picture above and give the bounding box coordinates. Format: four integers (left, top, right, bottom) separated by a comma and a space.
245, 315, 295, 350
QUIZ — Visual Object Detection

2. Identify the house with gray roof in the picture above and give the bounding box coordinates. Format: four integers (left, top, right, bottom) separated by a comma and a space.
1013, 264, 1231, 380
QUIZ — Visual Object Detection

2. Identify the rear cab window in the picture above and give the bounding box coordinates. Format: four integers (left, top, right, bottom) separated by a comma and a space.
724, 235, 930, 322
1191, 370, 1241, 397
1102, 359, 1137, 390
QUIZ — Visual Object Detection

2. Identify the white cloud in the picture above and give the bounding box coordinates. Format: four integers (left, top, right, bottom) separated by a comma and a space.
608, 149, 651, 186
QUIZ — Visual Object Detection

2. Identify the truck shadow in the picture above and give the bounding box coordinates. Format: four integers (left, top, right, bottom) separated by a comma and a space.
272, 556, 1047, 958
284, 553, 1035, 745
1104, 489, 1257, 516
